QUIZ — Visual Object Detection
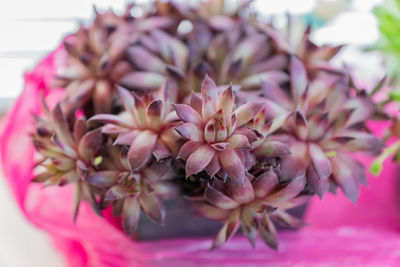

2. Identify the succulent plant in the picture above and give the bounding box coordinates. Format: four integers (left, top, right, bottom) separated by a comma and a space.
261, 57, 384, 201
32, 101, 104, 219
194, 167, 310, 250
174, 75, 265, 184
88, 85, 181, 172
103, 161, 176, 236
30, 0, 385, 250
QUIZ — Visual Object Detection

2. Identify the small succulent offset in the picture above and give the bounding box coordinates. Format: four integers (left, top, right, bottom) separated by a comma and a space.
32, 0, 384, 250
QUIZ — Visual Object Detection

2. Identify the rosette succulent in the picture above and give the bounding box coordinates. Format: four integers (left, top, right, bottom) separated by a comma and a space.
193, 154, 310, 250
88, 85, 180, 171
262, 57, 384, 201
174, 75, 264, 183
56, 8, 134, 114
32, 102, 104, 219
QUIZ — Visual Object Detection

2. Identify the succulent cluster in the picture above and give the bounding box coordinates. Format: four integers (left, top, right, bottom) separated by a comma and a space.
32, 0, 383, 250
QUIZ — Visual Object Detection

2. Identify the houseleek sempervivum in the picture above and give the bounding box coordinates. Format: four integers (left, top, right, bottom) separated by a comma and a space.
262, 57, 384, 201
32, 102, 104, 219
56, 6, 176, 115
194, 170, 309, 250
174, 75, 265, 184
32, 100, 176, 232
29, 0, 385, 251
88, 85, 180, 171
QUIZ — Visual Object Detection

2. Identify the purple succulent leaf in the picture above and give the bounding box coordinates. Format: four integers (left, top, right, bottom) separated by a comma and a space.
127, 130, 158, 171
201, 74, 219, 107
206, 153, 221, 177
146, 99, 163, 126
185, 145, 215, 177
177, 141, 202, 160
218, 148, 246, 184
233, 34, 268, 64
193, 202, 230, 221
290, 56, 308, 102
105, 185, 127, 201
88, 114, 134, 128
81, 181, 102, 217
260, 100, 289, 122
241, 206, 259, 247
101, 124, 129, 135
227, 134, 251, 150
254, 140, 291, 158
152, 140, 171, 161
331, 155, 360, 203
277, 194, 313, 210
204, 119, 216, 143
219, 85, 234, 119
126, 46, 166, 73
264, 175, 306, 204
253, 170, 279, 199
189, 93, 203, 114
175, 122, 204, 142
204, 183, 239, 210
293, 109, 308, 139
272, 210, 305, 228
225, 176, 255, 204
113, 199, 124, 218
234, 101, 265, 127
234, 127, 260, 144
173, 104, 203, 125
280, 141, 309, 180
344, 96, 375, 127
306, 164, 330, 198
52, 135, 76, 158
259, 213, 278, 250
249, 54, 288, 74
139, 192, 165, 225
211, 209, 240, 250
73, 117, 87, 142
132, 94, 148, 126
78, 128, 103, 162
122, 196, 141, 236
241, 71, 289, 89
117, 87, 135, 115
114, 131, 139, 146
211, 223, 229, 251
76, 160, 89, 180
32, 171, 54, 183
119, 72, 166, 91
51, 103, 74, 148
309, 143, 332, 179
72, 183, 82, 222
341, 132, 385, 156
262, 80, 292, 110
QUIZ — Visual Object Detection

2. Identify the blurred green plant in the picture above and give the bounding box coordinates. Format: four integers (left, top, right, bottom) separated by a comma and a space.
369, 0, 400, 174
374, 0, 400, 85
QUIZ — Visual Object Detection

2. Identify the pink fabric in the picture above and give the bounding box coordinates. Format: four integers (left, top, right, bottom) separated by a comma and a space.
1, 47, 400, 267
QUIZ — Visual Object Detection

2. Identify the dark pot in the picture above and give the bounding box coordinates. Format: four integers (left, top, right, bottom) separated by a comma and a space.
137, 197, 308, 240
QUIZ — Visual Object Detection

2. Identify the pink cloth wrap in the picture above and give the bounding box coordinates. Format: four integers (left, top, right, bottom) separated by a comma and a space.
1, 46, 400, 267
